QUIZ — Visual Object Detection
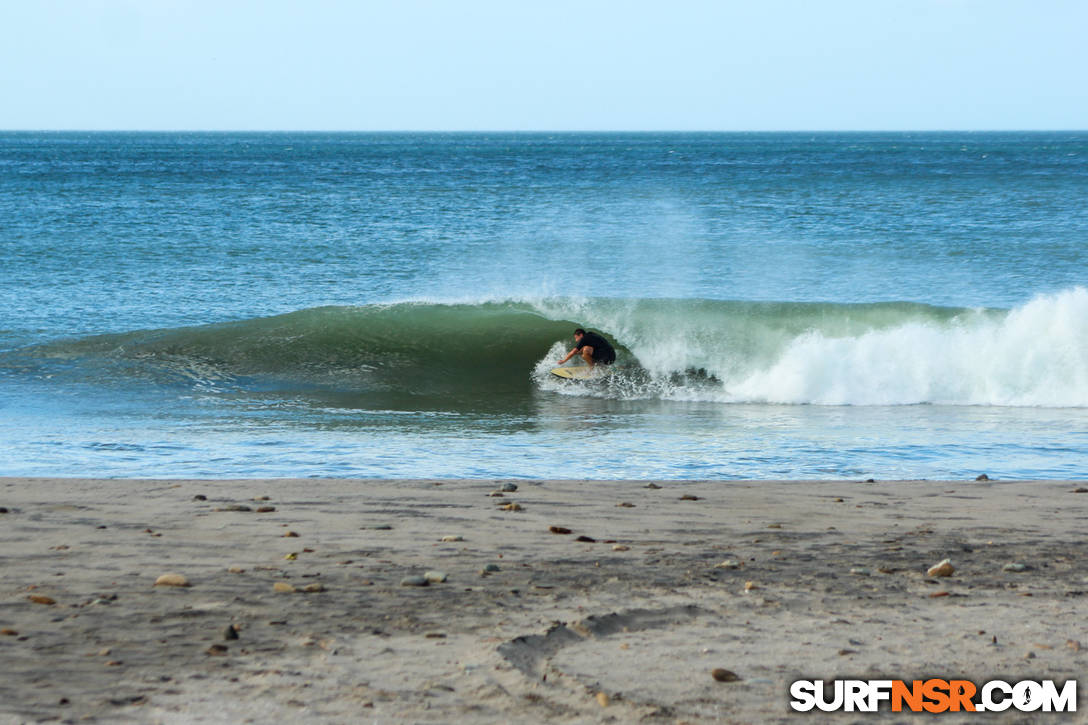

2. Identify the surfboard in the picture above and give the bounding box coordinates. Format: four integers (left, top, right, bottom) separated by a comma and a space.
549, 365, 612, 380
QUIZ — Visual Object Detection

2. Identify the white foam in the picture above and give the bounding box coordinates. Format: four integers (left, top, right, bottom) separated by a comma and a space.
725, 288, 1088, 406
530, 288, 1088, 407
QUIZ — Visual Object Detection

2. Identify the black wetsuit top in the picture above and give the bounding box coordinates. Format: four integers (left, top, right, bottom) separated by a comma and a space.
574, 331, 616, 364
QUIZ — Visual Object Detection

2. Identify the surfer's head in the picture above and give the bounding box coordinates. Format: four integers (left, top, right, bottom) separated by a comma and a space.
573, 328, 586, 340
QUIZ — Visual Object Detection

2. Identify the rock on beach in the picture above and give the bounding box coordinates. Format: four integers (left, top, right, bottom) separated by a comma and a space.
927, 559, 955, 577
153, 573, 191, 588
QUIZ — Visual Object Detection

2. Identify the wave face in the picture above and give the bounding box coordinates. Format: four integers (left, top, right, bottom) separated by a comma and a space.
30, 303, 578, 396
22, 288, 1088, 407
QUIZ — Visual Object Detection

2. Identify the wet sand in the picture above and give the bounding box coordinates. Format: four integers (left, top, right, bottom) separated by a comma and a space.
1, 477, 1086, 723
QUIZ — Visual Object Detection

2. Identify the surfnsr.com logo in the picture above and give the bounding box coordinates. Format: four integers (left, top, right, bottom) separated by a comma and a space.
789, 679, 1077, 713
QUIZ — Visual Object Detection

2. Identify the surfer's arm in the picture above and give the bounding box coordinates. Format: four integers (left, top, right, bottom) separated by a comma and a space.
558, 348, 578, 364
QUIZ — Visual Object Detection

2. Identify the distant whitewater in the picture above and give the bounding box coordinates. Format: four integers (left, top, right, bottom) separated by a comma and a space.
20, 287, 1088, 408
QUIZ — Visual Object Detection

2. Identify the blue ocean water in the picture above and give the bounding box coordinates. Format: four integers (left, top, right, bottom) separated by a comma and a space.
2, 131, 1087, 479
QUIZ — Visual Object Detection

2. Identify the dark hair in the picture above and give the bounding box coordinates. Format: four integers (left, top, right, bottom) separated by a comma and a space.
574, 328, 586, 335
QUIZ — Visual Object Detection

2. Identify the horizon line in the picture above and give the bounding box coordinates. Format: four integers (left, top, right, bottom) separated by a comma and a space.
2, 127, 1086, 134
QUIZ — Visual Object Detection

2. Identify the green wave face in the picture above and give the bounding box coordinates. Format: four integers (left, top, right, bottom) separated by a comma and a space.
22, 291, 1087, 408
32, 302, 585, 396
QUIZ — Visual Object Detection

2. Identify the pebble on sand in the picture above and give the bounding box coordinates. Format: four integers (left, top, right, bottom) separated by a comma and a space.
302, 582, 325, 593
0, 628, 18, 636
401, 575, 429, 587
222, 625, 239, 640
206, 644, 229, 656
153, 573, 191, 588
440, 535, 463, 542
500, 503, 523, 511
612, 545, 631, 552
596, 692, 610, 707
549, 526, 573, 535
424, 571, 448, 583
927, 559, 955, 577
273, 582, 297, 593
714, 559, 741, 569
28, 595, 56, 605
711, 668, 741, 682
501, 483, 518, 492
1002, 562, 1028, 572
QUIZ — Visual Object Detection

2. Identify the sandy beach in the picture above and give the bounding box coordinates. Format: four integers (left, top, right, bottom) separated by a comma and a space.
1, 477, 1086, 723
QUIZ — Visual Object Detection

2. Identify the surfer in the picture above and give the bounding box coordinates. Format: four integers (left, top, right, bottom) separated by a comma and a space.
558, 328, 616, 368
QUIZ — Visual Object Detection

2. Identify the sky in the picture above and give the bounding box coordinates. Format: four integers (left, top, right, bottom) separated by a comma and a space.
1, 0, 1085, 131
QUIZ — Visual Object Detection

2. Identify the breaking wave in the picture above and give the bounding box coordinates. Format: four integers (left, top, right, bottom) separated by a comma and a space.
14, 288, 1088, 407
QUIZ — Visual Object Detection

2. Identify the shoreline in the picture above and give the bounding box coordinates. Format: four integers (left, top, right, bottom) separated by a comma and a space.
2, 477, 1086, 723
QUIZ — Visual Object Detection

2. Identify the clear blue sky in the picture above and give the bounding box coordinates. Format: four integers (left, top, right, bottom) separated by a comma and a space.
2, 0, 1085, 130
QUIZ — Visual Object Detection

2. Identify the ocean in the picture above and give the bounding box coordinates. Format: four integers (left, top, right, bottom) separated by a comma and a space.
2, 131, 1086, 480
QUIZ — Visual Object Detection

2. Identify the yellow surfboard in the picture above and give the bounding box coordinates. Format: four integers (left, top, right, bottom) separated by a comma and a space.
549, 365, 612, 380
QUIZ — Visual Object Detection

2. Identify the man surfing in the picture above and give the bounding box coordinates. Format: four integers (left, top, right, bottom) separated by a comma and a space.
557, 328, 616, 369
